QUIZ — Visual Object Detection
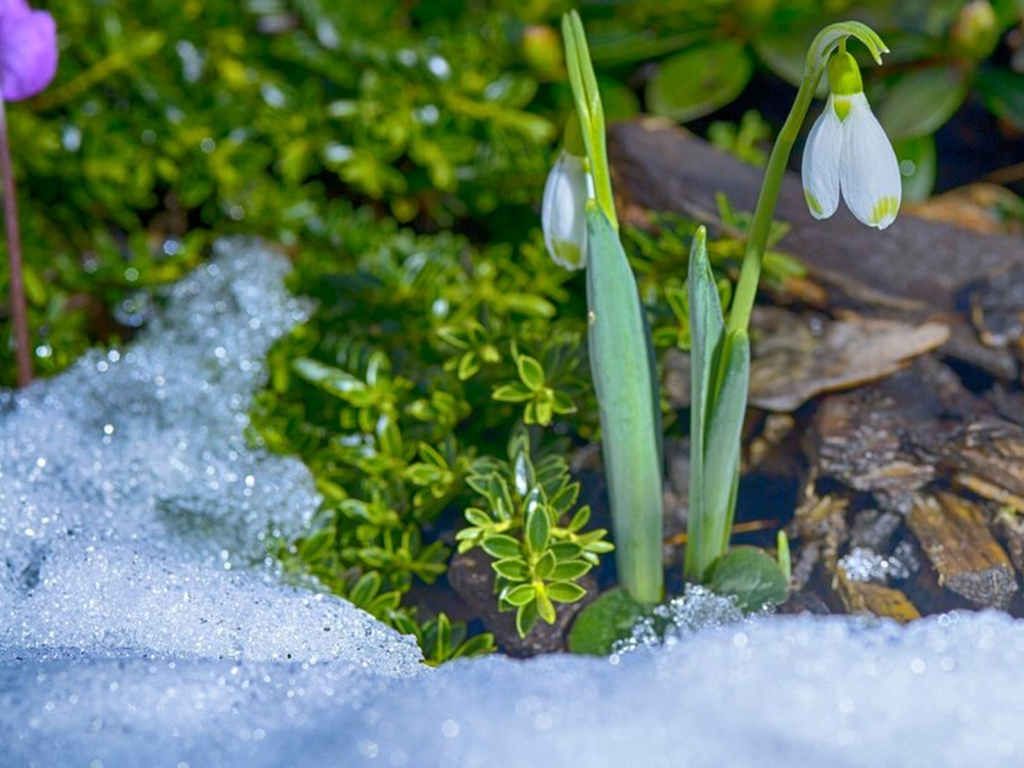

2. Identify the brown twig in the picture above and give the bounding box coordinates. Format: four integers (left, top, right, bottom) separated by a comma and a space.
0, 95, 33, 387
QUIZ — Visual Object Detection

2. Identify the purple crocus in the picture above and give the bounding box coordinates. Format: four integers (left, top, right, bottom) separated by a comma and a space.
0, 0, 57, 386
0, 0, 58, 101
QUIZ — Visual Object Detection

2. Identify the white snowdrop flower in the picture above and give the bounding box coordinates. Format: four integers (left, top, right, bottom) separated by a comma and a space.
802, 49, 901, 230
541, 148, 592, 270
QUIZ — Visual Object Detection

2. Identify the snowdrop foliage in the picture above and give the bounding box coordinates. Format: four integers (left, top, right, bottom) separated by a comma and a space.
541, 148, 591, 270
802, 49, 901, 230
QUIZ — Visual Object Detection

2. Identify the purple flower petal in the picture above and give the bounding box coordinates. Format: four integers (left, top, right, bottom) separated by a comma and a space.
0, 0, 58, 101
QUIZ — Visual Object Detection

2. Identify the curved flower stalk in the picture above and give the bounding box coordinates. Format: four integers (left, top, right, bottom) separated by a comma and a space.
0, 0, 58, 386
802, 47, 900, 229
686, 22, 896, 584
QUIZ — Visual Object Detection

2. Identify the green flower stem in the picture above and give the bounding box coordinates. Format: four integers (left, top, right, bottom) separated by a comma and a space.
688, 22, 888, 585
726, 72, 818, 335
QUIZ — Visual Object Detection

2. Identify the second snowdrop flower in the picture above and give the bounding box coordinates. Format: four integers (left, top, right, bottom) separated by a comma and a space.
802, 46, 901, 230
541, 145, 592, 270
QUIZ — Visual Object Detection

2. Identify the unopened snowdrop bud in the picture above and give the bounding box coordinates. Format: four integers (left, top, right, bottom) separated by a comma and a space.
541, 145, 592, 270
802, 49, 901, 230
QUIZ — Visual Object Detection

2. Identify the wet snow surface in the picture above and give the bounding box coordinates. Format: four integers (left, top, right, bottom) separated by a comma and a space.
3, 240, 1024, 767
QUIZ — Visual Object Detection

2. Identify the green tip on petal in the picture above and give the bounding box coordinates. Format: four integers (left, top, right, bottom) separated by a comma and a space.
804, 189, 824, 215
868, 195, 899, 228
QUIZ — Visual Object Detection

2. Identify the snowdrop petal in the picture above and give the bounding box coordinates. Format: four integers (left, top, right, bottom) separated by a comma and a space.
541, 149, 590, 270
801, 96, 843, 220
838, 94, 901, 229
0, 0, 58, 101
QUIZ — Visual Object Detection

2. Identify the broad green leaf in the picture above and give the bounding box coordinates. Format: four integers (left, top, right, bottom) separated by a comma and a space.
707, 546, 789, 613
877, 66, 968, 141
568, 588, 646, 655
702, 330, 750, 560
585, 205, 664, 604
646, 41, 753, 123
684, 227, 724, 583
976, 66, 1024, 131
893, 135, 936, 202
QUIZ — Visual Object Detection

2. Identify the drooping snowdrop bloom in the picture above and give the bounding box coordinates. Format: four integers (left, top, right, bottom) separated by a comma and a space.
802, 48, 900, 230
541, 147, 592, 270
0, 0, 58, 101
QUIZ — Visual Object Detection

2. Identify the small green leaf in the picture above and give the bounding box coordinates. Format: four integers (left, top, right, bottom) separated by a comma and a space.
492, 383, 534, 402
547, 581, 587, 603
707, 546, 789, 613
516, 354, 546, 392
567, 505, 590, 532
534, 550, 556, 580
349, 572, 381, 606
646, 41, 753, 123
524, 493, 551, 554
464, 508, 491, 528
535, 587, 557, 623
492, 557, 530, 581
568, 588, 646, 655
457, 351, 481, 380
482, 534, 522, 559
550, 560, 592, 581
516, 601, 539, 637
504, 583, 536, 607
550, 541, 583, 561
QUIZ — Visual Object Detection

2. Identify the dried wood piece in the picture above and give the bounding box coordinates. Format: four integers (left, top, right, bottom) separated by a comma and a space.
940, 419, 1024, 500
661, 308, 949, 413
994, 509, 1024, 578
811, 388, 935, 500
749, 307, 949, 412
906, 183, 1024, 236
907, 493, 1017, 609
834, 570, 921, 623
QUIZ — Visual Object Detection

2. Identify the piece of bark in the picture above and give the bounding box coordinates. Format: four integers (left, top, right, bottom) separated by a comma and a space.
834, 570, 921, 623
447, 550, 593, 657
662, 307, 949, 413
608, 119, 1024, 313
940, 419, 1024, 503
994, 509, 1024, 578
749, 307, 949, 412
907, 493, 1017, 609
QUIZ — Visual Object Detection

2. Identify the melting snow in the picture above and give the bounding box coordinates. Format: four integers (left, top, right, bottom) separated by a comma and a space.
2, 240, 1024, 767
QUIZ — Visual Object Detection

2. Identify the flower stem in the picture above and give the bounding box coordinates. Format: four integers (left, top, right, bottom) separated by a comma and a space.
0, 96, 33, 387
727, 69, 821, 336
